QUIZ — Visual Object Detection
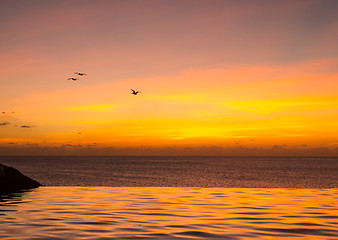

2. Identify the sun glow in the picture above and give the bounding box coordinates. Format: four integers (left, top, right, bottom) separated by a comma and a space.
1, 0, 338, 155
66, 104, 119, 112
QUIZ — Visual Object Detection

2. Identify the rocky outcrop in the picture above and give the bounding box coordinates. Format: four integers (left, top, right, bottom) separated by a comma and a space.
0, 164, 42, 193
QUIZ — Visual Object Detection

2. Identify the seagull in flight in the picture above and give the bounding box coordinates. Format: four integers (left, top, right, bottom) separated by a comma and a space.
75, 72, 87, 76
68, 78, 79, 81
131, 89, 140, 95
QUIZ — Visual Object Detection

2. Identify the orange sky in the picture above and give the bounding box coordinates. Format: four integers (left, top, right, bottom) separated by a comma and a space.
1, 0, 338, 156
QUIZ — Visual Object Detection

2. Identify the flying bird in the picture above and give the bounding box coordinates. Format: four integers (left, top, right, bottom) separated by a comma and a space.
2, 112, 5, 114
68, 78, 79, 81
75, 72, 87, 76
131, 89, 141, 95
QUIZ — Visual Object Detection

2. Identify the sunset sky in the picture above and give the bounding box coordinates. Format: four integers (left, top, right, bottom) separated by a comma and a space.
1, 0, 338, 156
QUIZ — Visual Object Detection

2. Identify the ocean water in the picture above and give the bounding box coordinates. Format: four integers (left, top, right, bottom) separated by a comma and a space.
0, 156, 337, 239
0, 187, 337, 239
0, 156, 337, 187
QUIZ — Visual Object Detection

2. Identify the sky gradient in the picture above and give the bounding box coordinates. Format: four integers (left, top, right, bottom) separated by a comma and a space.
1, 0, 338, 156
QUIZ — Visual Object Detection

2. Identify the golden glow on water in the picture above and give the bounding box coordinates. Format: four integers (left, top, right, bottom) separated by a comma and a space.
0, 187, 337, 239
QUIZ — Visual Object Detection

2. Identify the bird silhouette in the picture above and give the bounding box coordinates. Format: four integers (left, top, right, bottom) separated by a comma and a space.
131, 89, 140, 95
68, 78, 79, 81
75, 72, 87, 76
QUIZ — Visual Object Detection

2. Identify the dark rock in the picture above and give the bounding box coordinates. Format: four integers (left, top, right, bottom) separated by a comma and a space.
0, 164, 42, 193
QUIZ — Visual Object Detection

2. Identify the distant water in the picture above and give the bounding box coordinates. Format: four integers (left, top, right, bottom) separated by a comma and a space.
0, 156, 337, 187
0, 187, 337, 239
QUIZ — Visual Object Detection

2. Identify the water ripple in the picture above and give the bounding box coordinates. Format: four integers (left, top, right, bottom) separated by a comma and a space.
0, 187, 337, 239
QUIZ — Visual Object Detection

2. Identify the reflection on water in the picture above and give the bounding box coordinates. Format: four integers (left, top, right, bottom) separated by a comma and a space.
0, 187, 337, 239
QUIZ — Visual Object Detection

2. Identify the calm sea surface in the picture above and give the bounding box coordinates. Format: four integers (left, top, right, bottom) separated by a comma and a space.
0, 156, 337, 187
0, 156, 337, 239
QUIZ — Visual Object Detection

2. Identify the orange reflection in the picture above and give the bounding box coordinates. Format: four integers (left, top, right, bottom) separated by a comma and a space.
1, 187, 336, 239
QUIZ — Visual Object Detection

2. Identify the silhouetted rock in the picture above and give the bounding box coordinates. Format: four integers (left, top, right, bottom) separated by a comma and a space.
0, 164, 42, 193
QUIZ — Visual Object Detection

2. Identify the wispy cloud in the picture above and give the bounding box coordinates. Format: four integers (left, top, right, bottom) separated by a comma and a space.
21, 125, 34, 128
1, 111, 15, 115
26, 143, 38, 146
66, 104, 119, 112
221, 97, 338, 113
62, 144, 82, 147
0, 145, 337, 157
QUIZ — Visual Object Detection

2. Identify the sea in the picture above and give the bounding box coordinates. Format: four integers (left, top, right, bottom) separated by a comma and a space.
0, 156, 337, 239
